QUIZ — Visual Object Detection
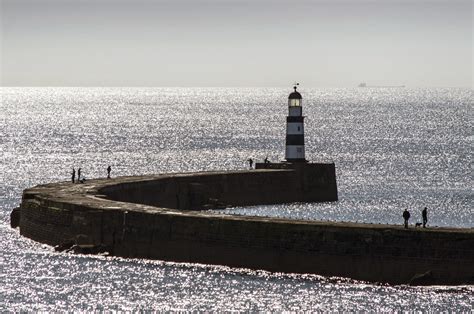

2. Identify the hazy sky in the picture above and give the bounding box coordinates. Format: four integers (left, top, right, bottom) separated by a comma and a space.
1, 0, 472, 87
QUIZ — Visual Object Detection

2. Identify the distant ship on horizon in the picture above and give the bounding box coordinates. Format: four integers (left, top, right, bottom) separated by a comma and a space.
358, 82, 405, 88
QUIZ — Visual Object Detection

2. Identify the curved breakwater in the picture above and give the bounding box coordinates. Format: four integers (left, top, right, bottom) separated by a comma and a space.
11, 165, 474, 286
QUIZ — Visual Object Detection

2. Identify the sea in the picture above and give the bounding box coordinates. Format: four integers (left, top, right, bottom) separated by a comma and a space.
1, 87, 472, 311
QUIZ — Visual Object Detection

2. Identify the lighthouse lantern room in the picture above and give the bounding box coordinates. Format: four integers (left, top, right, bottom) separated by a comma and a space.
285, 84, 306, 162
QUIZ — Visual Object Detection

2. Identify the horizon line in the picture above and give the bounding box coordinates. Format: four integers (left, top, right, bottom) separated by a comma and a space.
1, 85, 473, 89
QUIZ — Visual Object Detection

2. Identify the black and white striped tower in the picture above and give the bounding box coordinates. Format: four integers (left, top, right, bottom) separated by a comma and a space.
285, 84, 306, 162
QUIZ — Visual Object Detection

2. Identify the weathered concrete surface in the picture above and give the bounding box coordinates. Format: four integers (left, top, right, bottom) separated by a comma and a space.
13, 167, 474, 285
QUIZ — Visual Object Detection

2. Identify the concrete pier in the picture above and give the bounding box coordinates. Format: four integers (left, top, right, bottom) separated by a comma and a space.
11, 165, 474, 285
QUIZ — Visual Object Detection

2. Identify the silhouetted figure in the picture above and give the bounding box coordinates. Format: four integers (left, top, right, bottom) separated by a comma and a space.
264, 157, 269, 164
71, 168, 76, 183
403, 209, 411, 228
77, 168, 82, 181
422, 207, 428, 228
247, 158, 253, 169
107, 165, 111, 179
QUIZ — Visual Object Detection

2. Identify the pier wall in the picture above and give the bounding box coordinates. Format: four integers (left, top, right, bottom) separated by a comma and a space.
13, 165, 474, 285
99, 163, 338, 210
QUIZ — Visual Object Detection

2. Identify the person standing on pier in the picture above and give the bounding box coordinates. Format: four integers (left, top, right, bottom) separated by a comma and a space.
422, 207, 428, 228
71, 168, 76, 183
77, 168, 81, 181
107, 165, 112, 179
247, 158, 253, 169
403, 209, 411, 228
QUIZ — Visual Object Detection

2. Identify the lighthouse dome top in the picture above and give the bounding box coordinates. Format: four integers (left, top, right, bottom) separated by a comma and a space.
288, 86, 302, 99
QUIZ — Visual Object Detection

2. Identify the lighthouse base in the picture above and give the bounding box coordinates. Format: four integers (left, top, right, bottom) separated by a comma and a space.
255, 161, 338, 202
285, 158, 307, 163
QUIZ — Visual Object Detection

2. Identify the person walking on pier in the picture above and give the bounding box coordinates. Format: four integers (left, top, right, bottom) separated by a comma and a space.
71, 168, 76, 183
107, 165, 112, 179
422, 207, 428, 228
77, 168, 82, 181
247, 158, 253, 169
403, 209, 411, 228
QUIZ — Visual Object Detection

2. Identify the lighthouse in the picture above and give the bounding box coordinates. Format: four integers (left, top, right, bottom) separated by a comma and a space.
285, 84, 306, 162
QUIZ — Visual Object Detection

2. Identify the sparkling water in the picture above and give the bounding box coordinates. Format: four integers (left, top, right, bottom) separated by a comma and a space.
1, 87, 472, 310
